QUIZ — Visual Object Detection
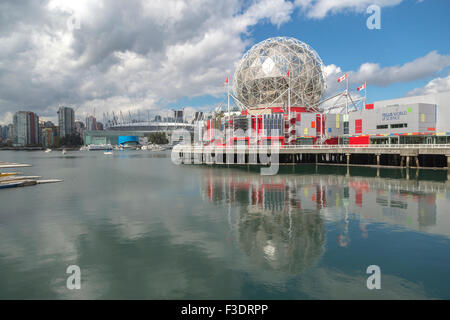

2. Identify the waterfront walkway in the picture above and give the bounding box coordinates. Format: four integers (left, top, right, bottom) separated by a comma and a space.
176, 144, 450, 168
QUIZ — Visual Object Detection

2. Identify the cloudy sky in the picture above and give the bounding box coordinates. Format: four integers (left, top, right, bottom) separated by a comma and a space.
0, 0, 449, 125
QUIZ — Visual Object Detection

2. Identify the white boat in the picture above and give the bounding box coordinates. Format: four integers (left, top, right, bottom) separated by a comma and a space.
44, 148, 52, 153
87, 144, 113, 151
62, 149, 67, 155
149, 145, 167, 151
104, 150, 113, 155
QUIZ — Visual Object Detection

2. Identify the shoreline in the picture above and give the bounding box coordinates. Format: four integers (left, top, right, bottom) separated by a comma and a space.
0, 147, 80, 151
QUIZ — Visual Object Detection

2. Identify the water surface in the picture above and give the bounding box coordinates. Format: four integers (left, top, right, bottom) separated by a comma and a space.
0, 150, 449, 299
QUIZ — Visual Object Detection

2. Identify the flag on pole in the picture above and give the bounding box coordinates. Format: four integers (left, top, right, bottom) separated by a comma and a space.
222, 77, 229, 86
337, 73, 347, 82
287, 70, 290, 77
357, 82, 366, 91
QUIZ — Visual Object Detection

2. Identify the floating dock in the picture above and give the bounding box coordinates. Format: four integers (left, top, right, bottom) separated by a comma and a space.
0, 162, 62, 189
0, 161, 32, 168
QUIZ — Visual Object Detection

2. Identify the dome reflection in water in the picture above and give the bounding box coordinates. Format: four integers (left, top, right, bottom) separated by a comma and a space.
199, 165, 450, 289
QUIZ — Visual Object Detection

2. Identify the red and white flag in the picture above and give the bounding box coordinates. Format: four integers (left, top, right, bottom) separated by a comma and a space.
337, 73, 347, 83
357, 82, 366, 91
222, 77, 229, 86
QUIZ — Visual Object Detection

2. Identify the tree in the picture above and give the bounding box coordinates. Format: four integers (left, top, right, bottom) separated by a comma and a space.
147, 132, 168, 145
57, 134, 83, 147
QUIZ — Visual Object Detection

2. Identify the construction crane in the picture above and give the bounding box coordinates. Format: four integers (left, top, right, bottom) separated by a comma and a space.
120, 111, 125, 125
112, 111, 118, 126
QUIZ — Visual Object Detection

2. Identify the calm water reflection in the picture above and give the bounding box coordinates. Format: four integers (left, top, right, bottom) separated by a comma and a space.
0, 150, 449, 299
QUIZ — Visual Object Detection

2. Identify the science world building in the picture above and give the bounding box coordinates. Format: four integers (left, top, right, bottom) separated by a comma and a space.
196, 37, 450, 146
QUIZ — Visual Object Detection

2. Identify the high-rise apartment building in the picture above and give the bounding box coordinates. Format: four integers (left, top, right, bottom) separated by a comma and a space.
85, 115, 98, 131
13, 111, 40, 146
57, 106, 75, 137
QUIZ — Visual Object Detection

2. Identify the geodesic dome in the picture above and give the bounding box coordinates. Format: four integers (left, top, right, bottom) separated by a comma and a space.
233, 37, 326, 109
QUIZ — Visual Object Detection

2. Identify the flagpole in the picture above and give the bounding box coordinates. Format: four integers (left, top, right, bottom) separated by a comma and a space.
364, 82, 367, 110
346, 75, 349, 115
288, 70, 291, 124
227, 77, 230, 142
227, 77, 230, 115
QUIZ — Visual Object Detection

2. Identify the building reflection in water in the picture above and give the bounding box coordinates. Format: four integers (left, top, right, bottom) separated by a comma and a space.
200, 169, 449, 273
201, 170, 326, 274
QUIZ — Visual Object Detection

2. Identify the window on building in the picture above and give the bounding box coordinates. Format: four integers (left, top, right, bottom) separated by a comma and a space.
390, 123, 408, 129
343, 121, 349, 134
355, 119, 362, 134
376, 125, 388, 129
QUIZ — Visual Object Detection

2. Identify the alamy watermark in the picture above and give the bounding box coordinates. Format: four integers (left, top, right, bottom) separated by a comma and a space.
66, 10, 81, 31
366, 5, 381, 30
66, 265, 81, 290
366, 265, 381, 290
170, 128, 281, 175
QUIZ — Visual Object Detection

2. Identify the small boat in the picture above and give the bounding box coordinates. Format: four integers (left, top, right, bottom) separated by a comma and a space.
0, 181, 23, 189
0, 172, 20, 177
62, 149, 67, 155
104, 150, 113, 155
45, 148, 52, 153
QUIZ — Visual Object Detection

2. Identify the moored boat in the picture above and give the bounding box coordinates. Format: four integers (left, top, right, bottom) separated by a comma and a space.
0, 181, 23, 189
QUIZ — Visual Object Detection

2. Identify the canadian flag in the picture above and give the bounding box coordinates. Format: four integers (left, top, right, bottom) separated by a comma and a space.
357, 82, 366, 91
337, 73, 347, 82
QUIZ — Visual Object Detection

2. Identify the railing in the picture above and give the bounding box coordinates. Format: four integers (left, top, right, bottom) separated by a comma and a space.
109, 122, 194, 128
178, 144, 450, 151
279, 144, 450, 149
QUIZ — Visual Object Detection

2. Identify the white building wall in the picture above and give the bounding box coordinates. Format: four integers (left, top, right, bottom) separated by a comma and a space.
296, 113, 317, 137
349, 103, 436, 136
373, 91, 450, 133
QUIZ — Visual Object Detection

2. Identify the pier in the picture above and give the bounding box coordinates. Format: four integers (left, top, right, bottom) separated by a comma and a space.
0, 161, 62, 189
176, 144, 450, 169
0, 161, 32, 168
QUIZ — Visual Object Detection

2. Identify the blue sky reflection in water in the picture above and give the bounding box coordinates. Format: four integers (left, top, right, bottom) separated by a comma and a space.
0, 150, 449, 299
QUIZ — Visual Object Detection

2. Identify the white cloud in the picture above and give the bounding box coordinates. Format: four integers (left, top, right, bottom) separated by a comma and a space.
323, 63, 343, 96
321, 51, 450, 101
348, 51, 450, 87
0, 0, 294, 125
321, 51, 450, 110
406, 75, 450, 96
0, 0, 440, 126
294, 0, 403, 19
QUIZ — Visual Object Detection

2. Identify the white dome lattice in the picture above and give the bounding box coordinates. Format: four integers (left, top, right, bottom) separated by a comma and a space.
233, 37, 326, 109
